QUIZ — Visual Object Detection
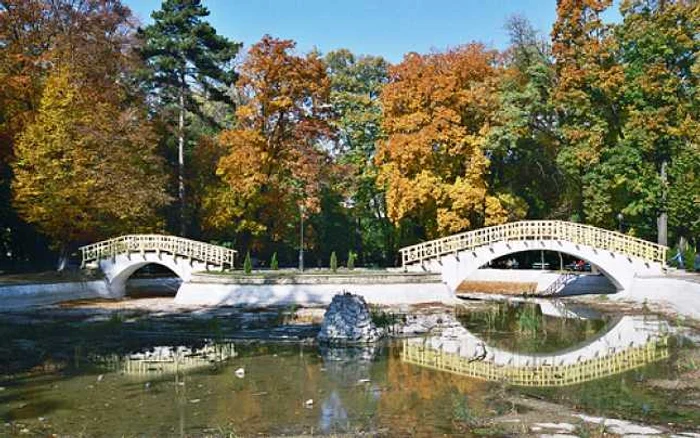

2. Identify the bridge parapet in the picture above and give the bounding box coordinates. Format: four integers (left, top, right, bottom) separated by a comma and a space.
80, 234, 236, 270
399, 220, 667, 268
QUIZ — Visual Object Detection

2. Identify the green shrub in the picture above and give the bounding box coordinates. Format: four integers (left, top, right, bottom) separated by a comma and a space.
330, 251, 338, 273
270, 252, 279, 270
667, 248, 676, 267
347, 251, 356, 270
684, 247, 696, 272
243, 251, 252, 274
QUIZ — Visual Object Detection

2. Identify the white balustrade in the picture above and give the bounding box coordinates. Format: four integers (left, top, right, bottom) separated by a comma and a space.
80, 235, 236, 269
399, 220, 667, 267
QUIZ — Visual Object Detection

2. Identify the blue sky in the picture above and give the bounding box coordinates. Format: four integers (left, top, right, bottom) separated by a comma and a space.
124, 1, 621, 63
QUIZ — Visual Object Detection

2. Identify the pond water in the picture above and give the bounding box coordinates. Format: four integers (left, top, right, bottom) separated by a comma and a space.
0, 301, 698, 436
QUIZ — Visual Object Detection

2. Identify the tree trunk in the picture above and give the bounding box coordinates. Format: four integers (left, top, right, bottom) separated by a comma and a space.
56, 244, 69, 272
178, 86, 186, 237
657, 160, 668, 246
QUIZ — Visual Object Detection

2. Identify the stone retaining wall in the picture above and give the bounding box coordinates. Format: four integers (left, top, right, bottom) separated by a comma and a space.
0, 280, 111, 309
174, 281, 455, 306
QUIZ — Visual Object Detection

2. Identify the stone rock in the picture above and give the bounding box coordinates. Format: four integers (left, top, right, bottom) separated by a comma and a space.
317, 293, 383, 344
398, 312, 459, 336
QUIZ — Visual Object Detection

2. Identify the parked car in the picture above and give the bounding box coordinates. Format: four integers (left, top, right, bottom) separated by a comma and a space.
565, 260, 591, 272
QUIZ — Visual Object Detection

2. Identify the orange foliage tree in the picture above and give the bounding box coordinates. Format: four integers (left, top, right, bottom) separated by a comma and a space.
209, 36, 334, 248
376, 45, 525, 239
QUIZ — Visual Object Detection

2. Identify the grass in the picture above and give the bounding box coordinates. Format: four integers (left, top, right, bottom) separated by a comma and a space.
574, 421, 607, 438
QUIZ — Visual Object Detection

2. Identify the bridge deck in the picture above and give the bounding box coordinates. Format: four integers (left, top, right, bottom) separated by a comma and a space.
80, 235, 237, 270
400, 220, 667, 267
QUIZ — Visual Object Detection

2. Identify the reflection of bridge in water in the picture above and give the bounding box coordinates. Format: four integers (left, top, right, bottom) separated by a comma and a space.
97, 343, 236, 377
402, 316, 669, 387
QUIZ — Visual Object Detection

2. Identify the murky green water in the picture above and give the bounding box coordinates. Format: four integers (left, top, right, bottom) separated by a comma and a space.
1, 301, 698, 436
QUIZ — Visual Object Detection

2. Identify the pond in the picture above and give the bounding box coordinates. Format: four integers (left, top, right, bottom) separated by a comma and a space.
0, 301, 698, 436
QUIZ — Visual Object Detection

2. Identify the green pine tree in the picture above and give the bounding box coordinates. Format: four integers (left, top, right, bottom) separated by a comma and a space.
330, 251, 338, 273
243, 251, 252, 274
270, 252, 279, 270
138, 0, 241, 235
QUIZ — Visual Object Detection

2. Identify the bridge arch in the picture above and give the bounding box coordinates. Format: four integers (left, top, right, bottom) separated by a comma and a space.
400, 220, 667, 293
80, 235, 236, 298
446, 239, 628, 291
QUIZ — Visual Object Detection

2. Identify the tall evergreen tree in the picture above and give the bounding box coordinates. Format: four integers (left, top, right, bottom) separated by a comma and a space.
138, 0, 240, 236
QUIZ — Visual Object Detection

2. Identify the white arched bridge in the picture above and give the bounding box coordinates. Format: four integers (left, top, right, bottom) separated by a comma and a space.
80, 235, 236, 297
79, 220, 666, 302
399, 220, 667, 292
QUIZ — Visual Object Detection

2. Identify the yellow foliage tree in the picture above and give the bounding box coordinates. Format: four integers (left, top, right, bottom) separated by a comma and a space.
12, 67, 170, 257
376, 45, 525, 239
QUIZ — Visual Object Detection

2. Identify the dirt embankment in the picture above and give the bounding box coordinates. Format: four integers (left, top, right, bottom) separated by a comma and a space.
456, 280, 537, 295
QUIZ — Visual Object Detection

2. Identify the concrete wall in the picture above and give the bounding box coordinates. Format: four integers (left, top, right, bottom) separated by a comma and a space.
174, 280, 455, 306
612, 277, 700, 318
0, 280, 111, 309
559, 275, 617, 295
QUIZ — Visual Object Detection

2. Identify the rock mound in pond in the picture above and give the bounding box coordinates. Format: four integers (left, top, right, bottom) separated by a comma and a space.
317, 293, 383, 344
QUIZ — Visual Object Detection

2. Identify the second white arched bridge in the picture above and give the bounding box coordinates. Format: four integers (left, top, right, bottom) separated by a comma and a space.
80, 235, 236, 297
399, 220, 668, 292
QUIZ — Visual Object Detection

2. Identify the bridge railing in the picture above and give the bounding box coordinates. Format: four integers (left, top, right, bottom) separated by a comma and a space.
399, 220, 667, 267
80, 235, 237, 269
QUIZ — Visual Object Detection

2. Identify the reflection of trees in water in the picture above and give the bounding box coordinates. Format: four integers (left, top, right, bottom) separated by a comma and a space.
458, 302, 608, 354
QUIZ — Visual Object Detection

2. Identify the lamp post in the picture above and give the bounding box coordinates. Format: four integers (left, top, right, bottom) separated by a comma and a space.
298, 203, 305, 272
617, 212, 624, 233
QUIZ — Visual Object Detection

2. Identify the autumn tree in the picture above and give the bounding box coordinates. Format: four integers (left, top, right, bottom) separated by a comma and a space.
324, 49, 393, 265
615, 0, 699, 243
12, 67, 170, 268
0, 0, 51, 266
552, 0, 699, 244
551, 0, 625, 225
210, 36, 334, 254
138, 0, 240, 236
1, 0, 157, 267
376, 45, 524, 240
